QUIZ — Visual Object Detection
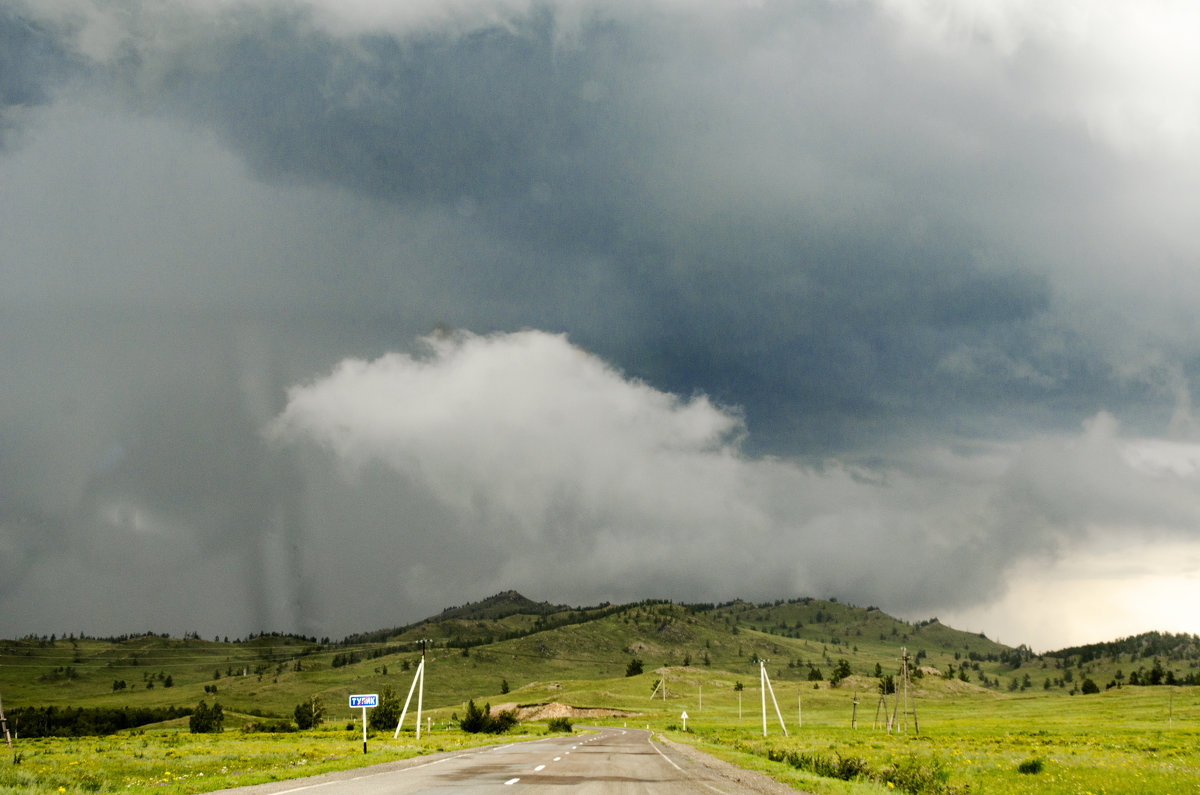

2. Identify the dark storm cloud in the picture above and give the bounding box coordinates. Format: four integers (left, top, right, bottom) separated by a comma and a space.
3, 0, 1200, 646
0, 6, 76, 144
84, 0, 1075, 452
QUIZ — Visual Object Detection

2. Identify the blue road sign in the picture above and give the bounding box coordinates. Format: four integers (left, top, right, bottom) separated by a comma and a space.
349, 694, 379, 708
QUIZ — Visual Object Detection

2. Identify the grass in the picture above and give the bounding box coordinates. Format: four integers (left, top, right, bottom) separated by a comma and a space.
5, 597, 1200, 792
6, 677, 1199, 792
0, 725, 549, 794
659, 682, 1200, 793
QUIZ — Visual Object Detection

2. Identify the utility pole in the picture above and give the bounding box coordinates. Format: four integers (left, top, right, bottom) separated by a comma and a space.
394, 640, 429, 740
0, 693, 11, 749
759, 660, 788, 737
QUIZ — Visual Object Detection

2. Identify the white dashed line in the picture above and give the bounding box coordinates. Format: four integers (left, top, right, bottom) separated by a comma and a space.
504, 777, 520, 785
534, 764, 546, 771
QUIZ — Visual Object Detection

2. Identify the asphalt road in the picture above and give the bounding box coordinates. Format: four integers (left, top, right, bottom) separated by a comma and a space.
212, 727, 794, 793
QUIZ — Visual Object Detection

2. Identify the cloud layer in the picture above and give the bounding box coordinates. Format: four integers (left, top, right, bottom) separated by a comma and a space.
2, 0, 1200, 647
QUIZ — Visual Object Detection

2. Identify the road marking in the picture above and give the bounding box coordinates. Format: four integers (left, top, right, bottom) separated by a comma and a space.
649, 737, 683, 772
504, 777, 520, 785
553, 756, 561, 761
270, 755, 457, 793
534, 764, 546, 771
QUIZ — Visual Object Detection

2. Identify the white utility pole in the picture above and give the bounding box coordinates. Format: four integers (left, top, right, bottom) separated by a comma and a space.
394, 640, 429, 740
760, 661, 789, 737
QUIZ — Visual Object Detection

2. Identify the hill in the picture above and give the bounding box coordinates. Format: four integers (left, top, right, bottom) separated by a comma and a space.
2, 591, 1194, 734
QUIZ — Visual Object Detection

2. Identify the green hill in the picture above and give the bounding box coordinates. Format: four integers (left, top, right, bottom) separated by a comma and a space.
2, 592, 1195, 735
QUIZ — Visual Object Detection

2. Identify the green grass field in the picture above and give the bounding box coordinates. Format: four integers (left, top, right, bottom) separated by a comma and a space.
4, 596, 1200, 792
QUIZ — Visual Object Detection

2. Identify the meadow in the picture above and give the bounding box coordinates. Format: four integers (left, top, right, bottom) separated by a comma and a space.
4, 596, 1200, 792
4, 674, 1198, 793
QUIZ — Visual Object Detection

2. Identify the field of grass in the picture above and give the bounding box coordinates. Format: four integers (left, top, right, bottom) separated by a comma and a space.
662, 682, 1200, 793
5, 596, 1200, 792
4, 668, 1199, 793
0, 723, 548, 794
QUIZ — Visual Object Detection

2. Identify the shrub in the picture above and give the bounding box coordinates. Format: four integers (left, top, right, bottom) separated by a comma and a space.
1017, 757, 1045, 774
241, 720, 296, 733
459, 699, 520, 734
294, 695, 325, 730
626, 657, 644, 676
189, 701, 224, 734
368, 686, 400, 731
880, 754, 950, 793
547, 717, 573, 733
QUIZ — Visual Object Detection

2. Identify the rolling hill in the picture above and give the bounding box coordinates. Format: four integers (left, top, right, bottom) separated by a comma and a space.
3, 591, 1197, 735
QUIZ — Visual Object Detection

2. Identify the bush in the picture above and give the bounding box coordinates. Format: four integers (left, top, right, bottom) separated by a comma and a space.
459, 699, 519, 733
368, 686, 400, 731
547, 717, 573, 733
294, 695, 325, 730
241, 720, 296, 733
626, 657, 644, 677
1017, 757, 1045, 775
189, 701, 224, 734
880, 755, 951, 793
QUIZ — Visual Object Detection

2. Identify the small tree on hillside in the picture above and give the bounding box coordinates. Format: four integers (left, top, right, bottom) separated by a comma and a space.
369, 686, 400, 731
189, 701, 224, 733
830, 659, 852, 687
294, 695, 325, 730
626, 657, 644, 677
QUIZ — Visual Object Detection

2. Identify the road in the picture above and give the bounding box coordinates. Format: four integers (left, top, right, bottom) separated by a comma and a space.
212, 727, 796, 794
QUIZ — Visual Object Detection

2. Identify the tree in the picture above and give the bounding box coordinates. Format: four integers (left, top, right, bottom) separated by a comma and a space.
189, 701, 224, 733
500, 679, 510, 694
294, 695, 325, 730
369, 686, 400, 731
625, 657, 644, 677
830, 659, 853, 687
1080, 678, 1100, 695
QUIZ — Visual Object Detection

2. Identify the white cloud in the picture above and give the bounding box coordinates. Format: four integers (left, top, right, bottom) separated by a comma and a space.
269, 330, 746, 536
881, 0, 1200, 155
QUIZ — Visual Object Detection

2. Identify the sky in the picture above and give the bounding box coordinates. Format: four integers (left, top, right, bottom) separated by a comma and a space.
2, 0, 1199, 652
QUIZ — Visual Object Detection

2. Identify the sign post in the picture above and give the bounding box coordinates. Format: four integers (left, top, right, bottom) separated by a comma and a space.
350, 694, 379, 753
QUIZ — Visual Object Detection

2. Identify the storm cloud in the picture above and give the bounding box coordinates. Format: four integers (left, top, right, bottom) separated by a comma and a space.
2, 0, 1199, 648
